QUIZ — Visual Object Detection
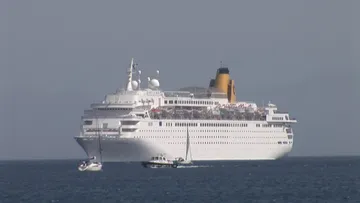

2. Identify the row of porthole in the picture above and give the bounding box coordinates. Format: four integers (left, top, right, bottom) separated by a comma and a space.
139, 130, 284, 133
135, 136, 287, 139
82, 137, 293, 145
164, 142, 292, 145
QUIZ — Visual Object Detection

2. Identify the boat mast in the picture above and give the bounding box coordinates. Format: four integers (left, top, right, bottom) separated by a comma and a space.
99, 121, 103, 163
185, 126, 191, 160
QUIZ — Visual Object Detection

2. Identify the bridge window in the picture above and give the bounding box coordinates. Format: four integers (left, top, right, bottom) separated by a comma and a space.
84, 120, 92, 125
122, 121, 138, 125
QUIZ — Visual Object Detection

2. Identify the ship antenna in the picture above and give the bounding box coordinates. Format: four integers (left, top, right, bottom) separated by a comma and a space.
126, 58, 134, 91
138, 70, 142, 90
156, 70, 160, 79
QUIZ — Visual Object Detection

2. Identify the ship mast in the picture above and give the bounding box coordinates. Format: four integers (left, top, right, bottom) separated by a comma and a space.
126, 58, 134, 91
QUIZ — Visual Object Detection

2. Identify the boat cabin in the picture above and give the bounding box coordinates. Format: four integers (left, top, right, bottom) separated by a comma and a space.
151, 155, 167, 161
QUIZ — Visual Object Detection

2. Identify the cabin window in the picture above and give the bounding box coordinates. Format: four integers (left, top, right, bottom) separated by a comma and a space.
175, 100, 178, 104
169, 100, 173, 104
84, 120, 92, 125
159, 121, 162, 126
164, 100, 168, 104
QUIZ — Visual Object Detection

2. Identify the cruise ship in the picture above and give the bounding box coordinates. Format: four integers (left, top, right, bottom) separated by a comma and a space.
74, 58, 297, 162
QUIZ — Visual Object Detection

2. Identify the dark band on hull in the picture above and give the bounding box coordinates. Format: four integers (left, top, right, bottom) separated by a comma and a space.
141, 162, 178, 168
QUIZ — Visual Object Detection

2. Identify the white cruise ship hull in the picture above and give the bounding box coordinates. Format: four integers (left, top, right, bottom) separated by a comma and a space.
74, 59, 298, 163
75, 134, 293, 162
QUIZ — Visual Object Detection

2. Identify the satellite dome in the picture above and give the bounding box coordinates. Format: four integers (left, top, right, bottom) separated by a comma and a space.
131, 80, 139, 90
150, 79, 160, 88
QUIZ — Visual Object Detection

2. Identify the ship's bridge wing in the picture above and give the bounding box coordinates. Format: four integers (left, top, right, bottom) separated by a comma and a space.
265, 103, 297, 124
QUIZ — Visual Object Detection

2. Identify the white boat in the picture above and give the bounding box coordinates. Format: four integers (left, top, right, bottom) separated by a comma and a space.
141, 154, 178, 168
175, 126, 193, 165
78, 120, 103, 172
78, 159, 103, 171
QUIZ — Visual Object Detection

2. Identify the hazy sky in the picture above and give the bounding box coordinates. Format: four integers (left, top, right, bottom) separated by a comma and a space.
0, 0, 358, 159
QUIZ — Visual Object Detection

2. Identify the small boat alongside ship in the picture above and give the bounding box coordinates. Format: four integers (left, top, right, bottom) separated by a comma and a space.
78, 158, 103, 172
141, 154, 178, 168
78, 120, 103, 172
142, 127, 193, 169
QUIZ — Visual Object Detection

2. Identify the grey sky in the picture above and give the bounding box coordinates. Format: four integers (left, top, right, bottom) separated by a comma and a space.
0, 0, 357, 159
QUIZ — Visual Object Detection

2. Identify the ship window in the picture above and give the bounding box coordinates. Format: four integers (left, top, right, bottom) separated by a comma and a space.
84, 120, 92, 125
169, 100, 173, 104
164, 100, 168, 104
122, 128, 136, 132
159, 121, 162, 126
175, 100, 178, 104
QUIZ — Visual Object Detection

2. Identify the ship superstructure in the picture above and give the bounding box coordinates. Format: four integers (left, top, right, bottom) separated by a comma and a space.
75, 58, 297, 162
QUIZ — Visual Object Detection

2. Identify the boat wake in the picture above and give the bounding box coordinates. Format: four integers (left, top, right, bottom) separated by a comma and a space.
176, 165, 213, 169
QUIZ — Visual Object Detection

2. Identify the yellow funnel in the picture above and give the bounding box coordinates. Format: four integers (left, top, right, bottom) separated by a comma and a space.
212, 67, 236, 103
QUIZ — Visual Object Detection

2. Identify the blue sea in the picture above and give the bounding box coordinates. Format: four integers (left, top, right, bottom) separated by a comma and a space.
1, 156, 360, 203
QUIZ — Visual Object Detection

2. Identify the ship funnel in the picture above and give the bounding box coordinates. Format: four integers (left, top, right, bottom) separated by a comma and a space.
209, 65, 236, 103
